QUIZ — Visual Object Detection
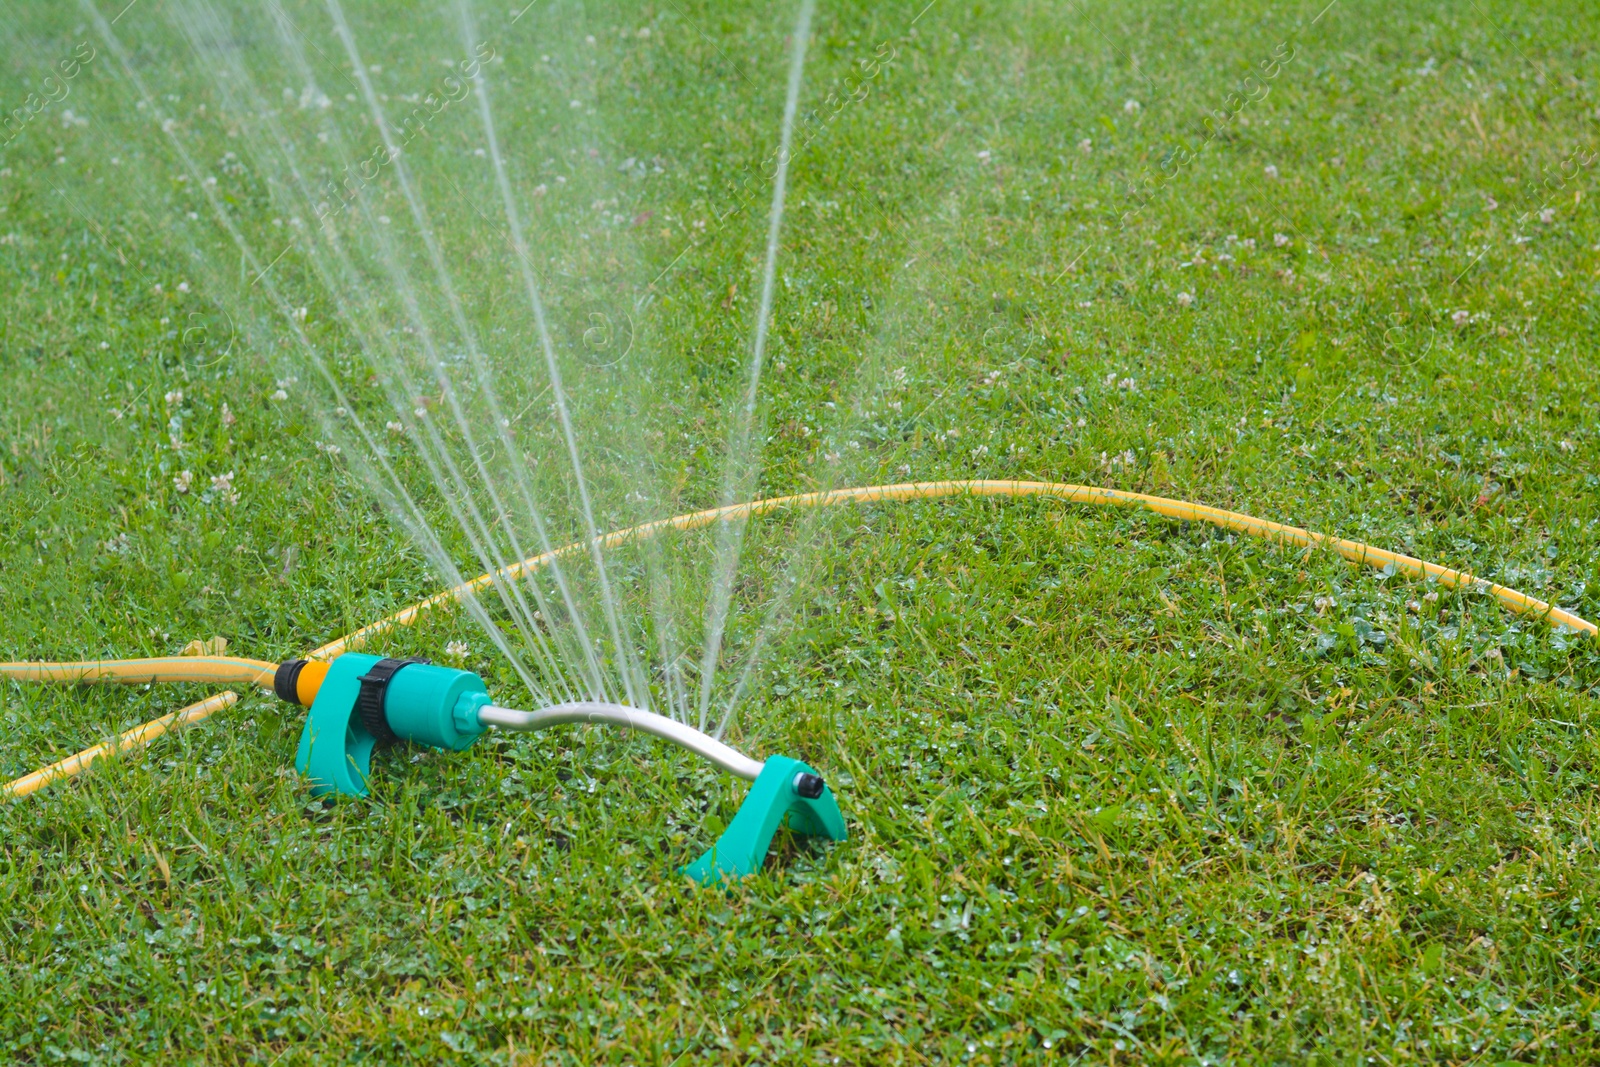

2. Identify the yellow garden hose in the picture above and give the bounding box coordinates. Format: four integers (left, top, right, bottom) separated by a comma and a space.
2, 692, 239, 799
0, 657, 278, 687
5, 480, 1595, 798
313, 479, 1597, 656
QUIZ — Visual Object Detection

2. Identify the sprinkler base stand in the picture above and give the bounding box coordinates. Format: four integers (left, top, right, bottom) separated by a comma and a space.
683, 755, 847, 885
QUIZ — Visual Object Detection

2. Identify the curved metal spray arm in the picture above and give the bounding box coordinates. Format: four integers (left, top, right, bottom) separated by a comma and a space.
477, 702, 767, 782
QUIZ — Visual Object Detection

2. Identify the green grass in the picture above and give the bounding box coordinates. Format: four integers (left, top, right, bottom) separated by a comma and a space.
3, 0, 1600, 1062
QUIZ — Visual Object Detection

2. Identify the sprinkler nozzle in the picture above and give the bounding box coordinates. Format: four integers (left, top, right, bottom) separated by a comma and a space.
793, 772, 825, 799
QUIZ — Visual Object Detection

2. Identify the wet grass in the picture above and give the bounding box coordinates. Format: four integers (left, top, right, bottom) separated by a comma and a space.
2, 0, 1600, 1062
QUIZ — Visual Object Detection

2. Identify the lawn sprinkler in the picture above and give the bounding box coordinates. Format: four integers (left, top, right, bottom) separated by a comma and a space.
7, 480, 1595, 879
275, 652, 846, 883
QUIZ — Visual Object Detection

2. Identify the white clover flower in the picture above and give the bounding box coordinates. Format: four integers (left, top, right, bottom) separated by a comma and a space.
1176, 292, 1193, 307
210, 471, 239, 505
173, 470, 193, 493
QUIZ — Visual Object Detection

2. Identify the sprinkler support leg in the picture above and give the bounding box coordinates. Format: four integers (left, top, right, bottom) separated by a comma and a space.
295, 654, 382, 797
683, 755, 847, 885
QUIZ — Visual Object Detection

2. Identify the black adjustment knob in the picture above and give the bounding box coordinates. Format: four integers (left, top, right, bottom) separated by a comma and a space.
354, 657, 429, 744
792, 772, 825, 799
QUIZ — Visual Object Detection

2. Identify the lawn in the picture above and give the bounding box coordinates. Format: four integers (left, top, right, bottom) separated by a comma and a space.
2, 0, 1600, 1062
